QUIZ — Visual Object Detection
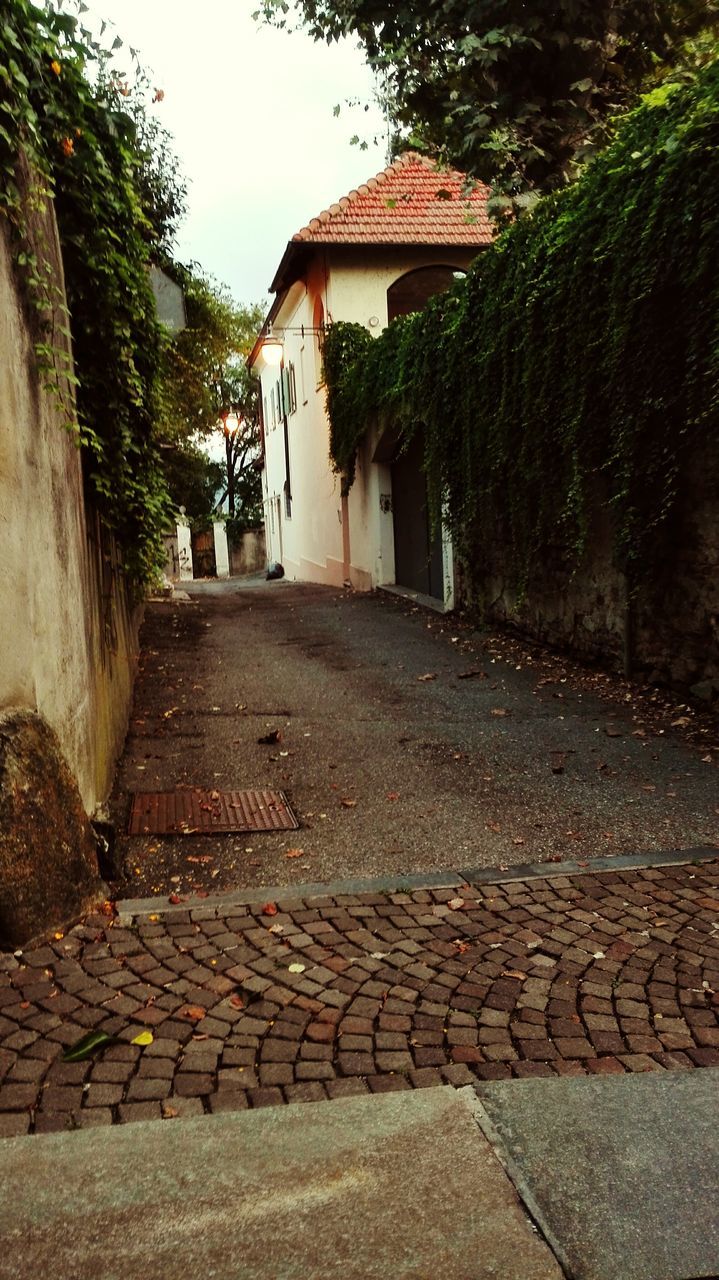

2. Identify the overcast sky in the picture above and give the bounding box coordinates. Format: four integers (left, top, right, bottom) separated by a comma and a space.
81, 0, 387, 311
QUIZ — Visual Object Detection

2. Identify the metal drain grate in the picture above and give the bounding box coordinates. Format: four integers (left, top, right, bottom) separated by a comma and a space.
128, 789, 299, 836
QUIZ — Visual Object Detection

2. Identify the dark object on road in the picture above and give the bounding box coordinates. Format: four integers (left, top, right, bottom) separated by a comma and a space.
266, 561, 285, 580
127, 788, 298, 834
258, 729, 282, 745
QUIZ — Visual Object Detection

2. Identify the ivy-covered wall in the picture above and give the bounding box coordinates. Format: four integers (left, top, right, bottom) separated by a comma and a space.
323, 67, 719, 691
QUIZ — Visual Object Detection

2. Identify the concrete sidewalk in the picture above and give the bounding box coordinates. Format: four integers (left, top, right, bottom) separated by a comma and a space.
0, 1087, 562, 1280
1, 1075, 716, 1279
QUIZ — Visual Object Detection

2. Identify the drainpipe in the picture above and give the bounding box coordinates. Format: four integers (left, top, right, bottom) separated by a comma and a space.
281, 353, 291, 518
341, 491, 351, 584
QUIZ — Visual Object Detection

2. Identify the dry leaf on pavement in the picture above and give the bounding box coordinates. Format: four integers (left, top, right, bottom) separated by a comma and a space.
262, 902, 279, 916
179, 1005, 206, 1022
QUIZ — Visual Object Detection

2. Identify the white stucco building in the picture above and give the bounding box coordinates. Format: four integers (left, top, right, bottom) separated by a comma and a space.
248, 153, 492, 606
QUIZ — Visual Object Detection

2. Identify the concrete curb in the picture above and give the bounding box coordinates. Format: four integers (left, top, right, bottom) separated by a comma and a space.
116, 844, 718, 918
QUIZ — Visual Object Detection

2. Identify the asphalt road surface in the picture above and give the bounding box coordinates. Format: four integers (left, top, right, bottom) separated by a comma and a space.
111, 578, 718, 897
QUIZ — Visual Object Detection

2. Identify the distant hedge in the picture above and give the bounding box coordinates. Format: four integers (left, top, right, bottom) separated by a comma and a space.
323, 66, 719, 589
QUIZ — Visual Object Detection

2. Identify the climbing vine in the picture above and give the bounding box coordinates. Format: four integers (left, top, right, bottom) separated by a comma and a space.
0, 1, 181, 582
324, 66, 719, 590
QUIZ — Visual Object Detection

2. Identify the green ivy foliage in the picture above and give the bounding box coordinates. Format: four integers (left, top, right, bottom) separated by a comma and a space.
1, 1, 177, 583
323, 66, 719, 589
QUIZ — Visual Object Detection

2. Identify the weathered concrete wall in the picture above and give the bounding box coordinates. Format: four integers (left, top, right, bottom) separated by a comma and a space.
468, 445, 719, 694
229, 527, 266, 577
0, 200, 140, 829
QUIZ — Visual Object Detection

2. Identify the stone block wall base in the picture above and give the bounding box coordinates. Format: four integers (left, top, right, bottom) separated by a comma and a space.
0, 710, 104, 948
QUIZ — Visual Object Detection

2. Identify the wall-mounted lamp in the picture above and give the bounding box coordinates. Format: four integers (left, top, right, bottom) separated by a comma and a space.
260, 325, 284, 367
259, 321, 326, 367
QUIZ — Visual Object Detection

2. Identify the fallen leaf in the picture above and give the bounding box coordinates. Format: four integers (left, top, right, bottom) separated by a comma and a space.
454, 941, 470, 954
262, 902, 278, 916
230, 995, 245, 1009
447, 897, 466, 910
168, 893, 185, 905
501, 970, 527, 981
285, 848, 304, 858
417, 673, 437, 682
162, 1104, 179, 1118
62, 1030, 118, 1062
131, 1030, 154, 1046
491, 707, 510, 717
187, 854, 213, 864
268, 923, 284, 934
386, 791, 400, 801
340, 798, 357, 808
512, 837, 525, 846
179, 1005, 206, 1022
486, 821, 502, 834
288, 963, 306, 973
671, 716, 691, 728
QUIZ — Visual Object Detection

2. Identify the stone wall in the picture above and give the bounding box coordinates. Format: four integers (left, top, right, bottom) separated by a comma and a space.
467, 443, 719, 696
0, 193, 140, 940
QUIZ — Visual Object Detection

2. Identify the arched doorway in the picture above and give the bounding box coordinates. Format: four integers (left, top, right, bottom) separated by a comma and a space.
387, 265, 466, 323
386, 267, 463, 600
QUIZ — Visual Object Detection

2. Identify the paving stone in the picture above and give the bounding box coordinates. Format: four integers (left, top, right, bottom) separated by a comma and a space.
125, 1077, 172, 1102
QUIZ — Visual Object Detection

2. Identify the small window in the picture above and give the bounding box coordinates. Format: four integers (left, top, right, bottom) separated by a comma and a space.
299, 346, 307, 404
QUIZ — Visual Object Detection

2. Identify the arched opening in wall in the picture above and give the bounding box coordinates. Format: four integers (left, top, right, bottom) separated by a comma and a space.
391, 428, 444, 600
387, 265, 466, 323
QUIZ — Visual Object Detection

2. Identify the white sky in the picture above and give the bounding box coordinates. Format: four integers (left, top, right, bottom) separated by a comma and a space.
81, 0, 387, 309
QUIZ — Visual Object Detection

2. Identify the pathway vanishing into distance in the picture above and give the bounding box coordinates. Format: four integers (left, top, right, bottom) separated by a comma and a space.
1, 579, 717, 1280
112, 578, 718, 899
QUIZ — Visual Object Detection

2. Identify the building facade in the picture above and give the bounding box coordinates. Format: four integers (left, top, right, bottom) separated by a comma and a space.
249, 153, 492, 605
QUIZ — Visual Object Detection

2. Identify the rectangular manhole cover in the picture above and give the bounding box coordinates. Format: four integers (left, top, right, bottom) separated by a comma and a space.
128, 789, 299, 836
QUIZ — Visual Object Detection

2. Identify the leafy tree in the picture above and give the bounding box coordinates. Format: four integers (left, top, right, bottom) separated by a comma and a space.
159, 441, 224, 522
257, 0, 719, 212
159, 266, 264, 519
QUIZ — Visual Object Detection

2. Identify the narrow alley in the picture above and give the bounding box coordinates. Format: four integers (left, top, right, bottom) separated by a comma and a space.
113, 578, 718, 899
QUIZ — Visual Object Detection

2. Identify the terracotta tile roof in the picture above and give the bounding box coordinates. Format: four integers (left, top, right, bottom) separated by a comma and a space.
291, 152, 492, 246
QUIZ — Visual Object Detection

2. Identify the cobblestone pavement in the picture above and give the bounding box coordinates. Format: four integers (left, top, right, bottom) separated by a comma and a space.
1, 858, 717, 1135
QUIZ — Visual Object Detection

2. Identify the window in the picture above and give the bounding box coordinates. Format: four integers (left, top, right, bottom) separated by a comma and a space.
300, 345, 308, 405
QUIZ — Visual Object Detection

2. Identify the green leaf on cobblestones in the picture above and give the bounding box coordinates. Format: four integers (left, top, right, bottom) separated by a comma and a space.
62, 1030, 119, 1062
131, 1030, 154, 1046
